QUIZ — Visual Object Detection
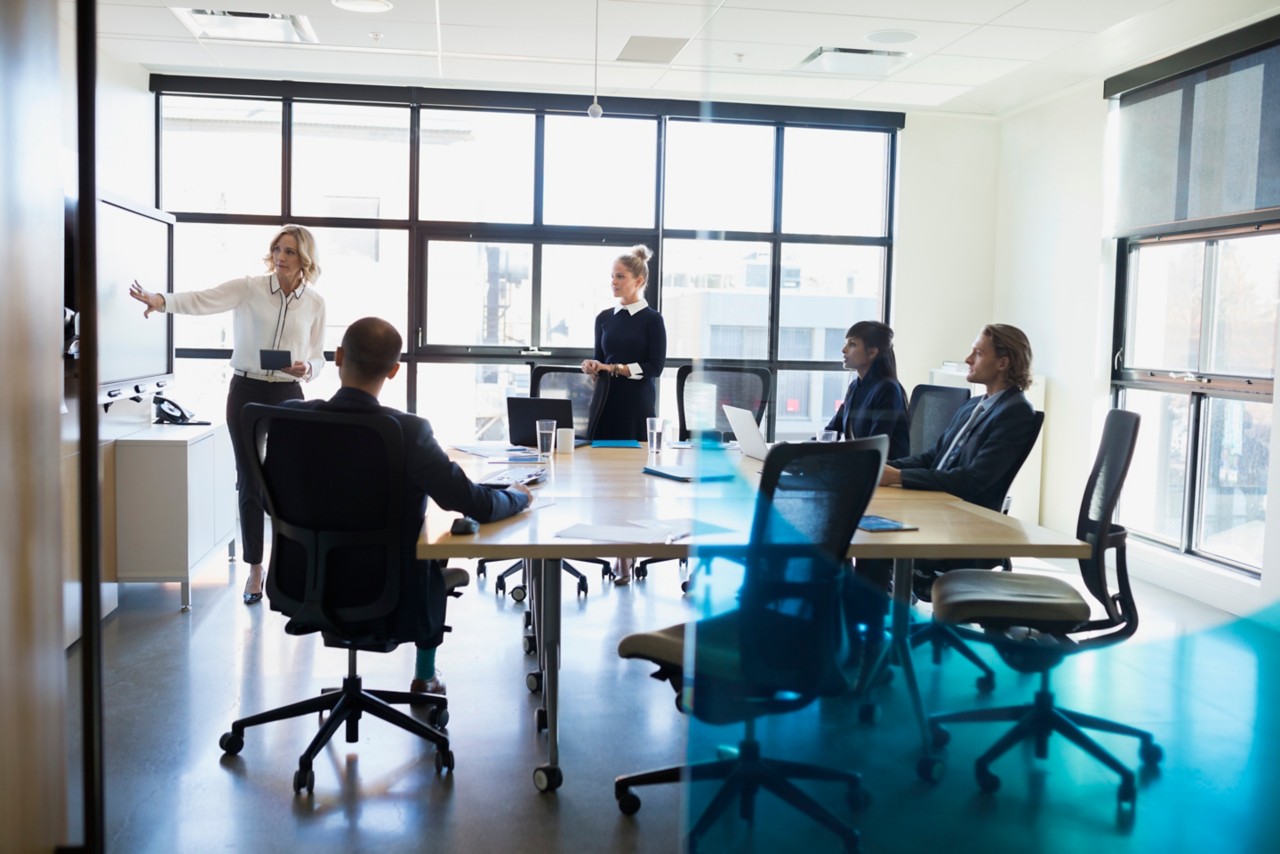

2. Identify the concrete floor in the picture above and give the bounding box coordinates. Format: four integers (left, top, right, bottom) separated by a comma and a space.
66, 553, 1280, 853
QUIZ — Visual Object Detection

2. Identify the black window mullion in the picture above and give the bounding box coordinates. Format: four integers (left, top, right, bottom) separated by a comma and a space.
281, 96, 292, 218
1183, 392, 1206, 554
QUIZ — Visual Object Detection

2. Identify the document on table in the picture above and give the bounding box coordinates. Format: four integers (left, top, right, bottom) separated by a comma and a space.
557, 518, 731, 543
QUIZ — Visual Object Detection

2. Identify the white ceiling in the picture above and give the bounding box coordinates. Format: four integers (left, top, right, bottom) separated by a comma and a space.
67, 0, 1280, 115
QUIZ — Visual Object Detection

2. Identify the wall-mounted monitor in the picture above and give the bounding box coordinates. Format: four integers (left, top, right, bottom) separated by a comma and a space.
94, 194, 175, 404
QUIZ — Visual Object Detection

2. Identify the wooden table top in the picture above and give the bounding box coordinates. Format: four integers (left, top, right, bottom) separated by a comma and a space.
417, 445, 1089, 563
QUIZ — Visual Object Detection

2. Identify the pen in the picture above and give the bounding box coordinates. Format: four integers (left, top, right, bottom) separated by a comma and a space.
665, 531, 691, 544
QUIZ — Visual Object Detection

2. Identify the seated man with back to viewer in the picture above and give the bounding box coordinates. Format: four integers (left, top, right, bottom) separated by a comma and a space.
879, 323, 1039, 596
287, 316, 533, 693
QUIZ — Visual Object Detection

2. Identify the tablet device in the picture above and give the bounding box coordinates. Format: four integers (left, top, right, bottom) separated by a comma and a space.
858, 515, 918, 532
260, 349, 292, 371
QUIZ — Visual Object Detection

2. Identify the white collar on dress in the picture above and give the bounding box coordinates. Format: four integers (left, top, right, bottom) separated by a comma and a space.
613, 298, 648, 316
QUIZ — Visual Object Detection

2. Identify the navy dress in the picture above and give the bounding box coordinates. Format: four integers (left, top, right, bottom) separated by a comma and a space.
590, 304, 667, 440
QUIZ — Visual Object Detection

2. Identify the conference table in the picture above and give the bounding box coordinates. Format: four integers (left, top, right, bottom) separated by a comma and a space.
417, 443, 1089, 791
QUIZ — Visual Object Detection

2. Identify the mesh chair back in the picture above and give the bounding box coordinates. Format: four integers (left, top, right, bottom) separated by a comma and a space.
676, 364, 772, 441
735, 437, 886, 697
1076, 409, 1141, 618
907, 384, 970, 456
531, 365, 606, 439
241, 403, 407, 635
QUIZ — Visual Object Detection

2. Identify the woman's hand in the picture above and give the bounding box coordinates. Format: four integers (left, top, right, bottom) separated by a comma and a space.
128, 280, 164, 317
280, 361, 309, 379
580, 359, 606, 376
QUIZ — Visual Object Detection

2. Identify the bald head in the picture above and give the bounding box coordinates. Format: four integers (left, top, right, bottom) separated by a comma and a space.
339, 317, 402, 384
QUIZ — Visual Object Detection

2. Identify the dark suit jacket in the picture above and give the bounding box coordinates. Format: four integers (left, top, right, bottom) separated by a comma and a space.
282, 387, 528, 645
888, 388, 1037, 512
823, 364, 910, 459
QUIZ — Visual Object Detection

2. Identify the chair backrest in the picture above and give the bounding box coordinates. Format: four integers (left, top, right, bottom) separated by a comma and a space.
531, 365, 605, 439
1075, 409, 1142, 629
240, 403, 408, 637
733, 437, 886, 703
906, 384, 970, 456
676, 364, 772, 441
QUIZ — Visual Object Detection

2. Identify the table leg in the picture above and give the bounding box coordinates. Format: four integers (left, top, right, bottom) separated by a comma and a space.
532, 558, 563, 792
180, 581, 191, 612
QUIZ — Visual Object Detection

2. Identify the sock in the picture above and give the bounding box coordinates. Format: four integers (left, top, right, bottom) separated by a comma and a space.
415, 646, 437, 682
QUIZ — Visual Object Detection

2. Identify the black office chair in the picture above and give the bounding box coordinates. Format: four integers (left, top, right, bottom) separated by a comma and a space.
615, 437, 886, 854
217, 404, 455, 793
674, 363, 772, 442
906, 384, 970, 455
635, 364, 772, 583
928, 409, 1162, 809
907, 410, 1045, 693
478, 365, 606, 600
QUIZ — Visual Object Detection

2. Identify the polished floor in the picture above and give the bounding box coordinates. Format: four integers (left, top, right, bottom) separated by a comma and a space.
67, 553, 1280, 853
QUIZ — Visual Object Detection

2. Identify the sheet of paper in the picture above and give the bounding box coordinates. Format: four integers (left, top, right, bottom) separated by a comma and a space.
555, 523, 674, 544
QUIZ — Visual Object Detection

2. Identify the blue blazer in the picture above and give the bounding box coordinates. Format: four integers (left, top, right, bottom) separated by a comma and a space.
889, 388, 1037, 511
282, 387, 528, 645
823, 364, 909, 459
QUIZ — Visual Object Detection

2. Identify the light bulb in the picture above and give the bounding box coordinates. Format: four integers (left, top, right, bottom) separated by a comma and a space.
587, 100, 603, 119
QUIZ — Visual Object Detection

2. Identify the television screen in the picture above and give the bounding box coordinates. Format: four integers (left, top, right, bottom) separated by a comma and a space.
95, 196, 174, 402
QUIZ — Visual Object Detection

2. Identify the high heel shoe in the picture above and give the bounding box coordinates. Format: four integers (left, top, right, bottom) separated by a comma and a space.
612, 557, 633, 585
243, 569, 265, 605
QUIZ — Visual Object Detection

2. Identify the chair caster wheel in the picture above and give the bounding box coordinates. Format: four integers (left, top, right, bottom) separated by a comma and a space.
857, 703, 880, 724
522, 634, 537, 655
495, 579, 506, 596
535, 707, 548, 732
435, 749, 455, 774
577, 578, 589, 596
930, 723, 951, 750
1118, 777, 1137, 806
511, 584, 527, 602
635, 565, 648, 580
293, 767, 315, 794
976, 674, 996, 693
1140, 742, 1164, 765
426, 705, 450, 728
976, 767, 1000, 793
533, 764, 562, 792
601, 565, 612, 581
617, 789, 641, 815
917, 756, 945, 783
680, 580, 691, 593
219, 731, 244, 755
526, 671, 542, 693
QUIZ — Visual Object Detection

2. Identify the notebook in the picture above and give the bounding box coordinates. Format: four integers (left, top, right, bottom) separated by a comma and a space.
505, 397, 590, 448
721, 404, 774, 461
642, 464, 736, 483
858, 515, 918, 532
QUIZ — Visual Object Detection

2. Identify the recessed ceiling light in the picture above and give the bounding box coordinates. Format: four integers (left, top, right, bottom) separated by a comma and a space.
332, 0, 394, 12
866, 29, 918, 45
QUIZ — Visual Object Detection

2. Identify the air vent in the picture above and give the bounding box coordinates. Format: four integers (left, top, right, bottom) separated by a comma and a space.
798, 47, 912, 77
172, 9, 319, 44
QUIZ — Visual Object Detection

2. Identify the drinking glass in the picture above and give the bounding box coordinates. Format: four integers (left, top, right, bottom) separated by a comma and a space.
646, 417, 665, 453
536, 419, 557, 460
819, 430, 839, 442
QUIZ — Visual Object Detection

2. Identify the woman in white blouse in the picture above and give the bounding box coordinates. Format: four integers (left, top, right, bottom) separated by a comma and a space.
129, 224, 326, 605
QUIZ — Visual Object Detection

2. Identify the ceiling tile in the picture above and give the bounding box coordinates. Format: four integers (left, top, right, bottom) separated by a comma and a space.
992, 0, 1174, 33
891, 54, 1028, 86
854, 80, 973, 106
701, 8, 979, 51
720, 0, 1023, 24
673, 39, 818, 72
656, 67, 878, 102
938, 25, 1092, 61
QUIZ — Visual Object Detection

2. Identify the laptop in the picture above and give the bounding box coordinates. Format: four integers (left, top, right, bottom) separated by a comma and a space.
721, 404, 774, 461
506, 396, 590, 448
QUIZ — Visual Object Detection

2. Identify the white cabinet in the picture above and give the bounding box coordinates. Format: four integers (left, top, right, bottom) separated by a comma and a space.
115, 422, 237, 610
928, 367, 1045, 524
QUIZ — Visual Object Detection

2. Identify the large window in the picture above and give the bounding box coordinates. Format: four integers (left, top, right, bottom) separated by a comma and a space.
1116, 230, 1280, 574
157, 78, 900, 442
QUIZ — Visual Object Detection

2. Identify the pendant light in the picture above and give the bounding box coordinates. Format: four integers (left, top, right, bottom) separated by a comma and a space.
587, 0, 603, 118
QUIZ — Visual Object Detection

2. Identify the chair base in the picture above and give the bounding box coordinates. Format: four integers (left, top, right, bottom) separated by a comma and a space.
614, 737, 864, 853
929, 684, 1162, 806
220, 653, 451, 793
634, 555, 689, 581
484, 557, 599, 598
909, 618, 996, 691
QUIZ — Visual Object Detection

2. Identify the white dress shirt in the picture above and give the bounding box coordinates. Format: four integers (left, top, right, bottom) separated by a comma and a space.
164, 273, 326, 382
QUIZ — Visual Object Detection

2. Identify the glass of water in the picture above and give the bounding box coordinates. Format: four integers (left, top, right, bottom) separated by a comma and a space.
536, 419, 557, 460
646, 417, 665, 453
819, 430, 839, 442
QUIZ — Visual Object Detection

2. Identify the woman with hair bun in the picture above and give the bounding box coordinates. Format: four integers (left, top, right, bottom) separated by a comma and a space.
579, 244, 667, 583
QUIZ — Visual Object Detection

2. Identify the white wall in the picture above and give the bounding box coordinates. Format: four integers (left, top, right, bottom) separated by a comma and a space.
891, 113, 1000, 393
989, 83, 1280, 626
